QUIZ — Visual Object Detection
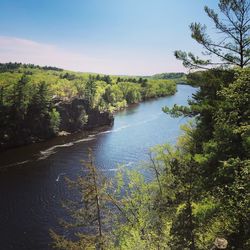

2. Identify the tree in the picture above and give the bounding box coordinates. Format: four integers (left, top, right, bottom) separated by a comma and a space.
85, 76, 97, 108
164, 68, 250, 249
175, 0, 250, 69
51, 151, 112, 250
102, 75, 112, 84
51, 149, 176, 250
96, 74, 101, 81
12, 74, 29, 113
116, 77, 121, 83
166, 3, 250, 245
28, 81, 50, 115
26, 81, 58, 137
74, 80, 86, 98
103, 85, 123, 106
209, 69, 250, 248
0, 86, 4, 106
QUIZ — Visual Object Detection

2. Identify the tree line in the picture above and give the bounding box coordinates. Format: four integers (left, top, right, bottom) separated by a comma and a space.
0, 65, 177, 149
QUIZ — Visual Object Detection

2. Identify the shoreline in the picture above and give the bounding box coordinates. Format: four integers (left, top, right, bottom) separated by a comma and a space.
0, 90, 181, 170
0, 124, 113, 171
0, 88, 180, 153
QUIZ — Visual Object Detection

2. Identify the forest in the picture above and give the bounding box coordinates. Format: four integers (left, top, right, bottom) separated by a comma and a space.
0, 63, 177, 149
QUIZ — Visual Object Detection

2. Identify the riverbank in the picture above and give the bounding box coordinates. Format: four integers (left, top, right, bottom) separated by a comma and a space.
0, 86, 178, 152
0, 98, 114, 152
0, 124, 113, 171
0, 63, 178, 151
0, 90, 176, 152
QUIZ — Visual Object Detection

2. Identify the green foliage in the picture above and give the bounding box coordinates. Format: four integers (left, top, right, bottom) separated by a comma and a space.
51, 159, 173, 250
0, 63, 177, 148
141, 79, 176, 99
151, 72, 187, 84
0, 63, 176, 111
171, 7, 250, 242
118, 82, 142, 104
110, 166, 173, 250
51, 151, 112, 250
162, 68, 250, 249
50, 108, 61, 133
175, 0, 250, 69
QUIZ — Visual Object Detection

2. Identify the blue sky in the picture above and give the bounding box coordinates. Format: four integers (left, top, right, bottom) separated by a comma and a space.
0, 0, 219, 75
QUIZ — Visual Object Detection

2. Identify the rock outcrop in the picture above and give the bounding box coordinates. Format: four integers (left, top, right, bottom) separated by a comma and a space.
55, 98, 114, 132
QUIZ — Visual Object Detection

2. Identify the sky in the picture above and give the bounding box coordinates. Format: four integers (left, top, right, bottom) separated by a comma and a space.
0, 0, 219, 75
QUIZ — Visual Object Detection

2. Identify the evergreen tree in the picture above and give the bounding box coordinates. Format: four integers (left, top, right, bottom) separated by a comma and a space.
164, 68, 250, 249
12, 74, 29, 113
102, 75, 112, 84
85, 76, 97, 108
96, 74, 101, 81
51, 151, 112, 250
175, 0, 250, 69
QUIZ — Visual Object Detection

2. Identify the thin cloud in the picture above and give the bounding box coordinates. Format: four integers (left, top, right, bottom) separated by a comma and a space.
0, 36, 185, 75
0, 36, 105, 72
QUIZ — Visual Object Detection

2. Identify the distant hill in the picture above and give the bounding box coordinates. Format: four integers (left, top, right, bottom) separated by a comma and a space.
0, 62, 63, 73
150, 72, 187, 83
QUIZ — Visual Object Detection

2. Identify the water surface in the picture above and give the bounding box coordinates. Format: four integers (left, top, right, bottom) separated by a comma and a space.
0, 85, 197, 250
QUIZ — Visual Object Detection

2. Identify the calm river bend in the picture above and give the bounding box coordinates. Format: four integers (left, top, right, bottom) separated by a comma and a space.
0, 84, 197, 250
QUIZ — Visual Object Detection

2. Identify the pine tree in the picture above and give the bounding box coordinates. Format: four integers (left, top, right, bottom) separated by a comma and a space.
175, 0, 250, 69
51, 150, 111, 250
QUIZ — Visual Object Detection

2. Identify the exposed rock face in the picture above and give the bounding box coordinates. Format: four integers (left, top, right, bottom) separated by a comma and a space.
55, 98, 88, 132
55, 98, 114, 132
211, 238, 228, 249
84, 107, 114, 130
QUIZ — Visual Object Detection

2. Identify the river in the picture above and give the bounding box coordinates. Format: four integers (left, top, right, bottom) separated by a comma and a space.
0, 84, 197, 250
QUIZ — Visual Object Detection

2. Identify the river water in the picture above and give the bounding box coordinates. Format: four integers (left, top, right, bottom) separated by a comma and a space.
0, 85, 197, 250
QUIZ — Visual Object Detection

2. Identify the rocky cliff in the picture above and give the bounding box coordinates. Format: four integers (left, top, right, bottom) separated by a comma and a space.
55, 98, 114, 132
